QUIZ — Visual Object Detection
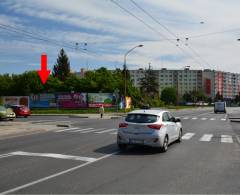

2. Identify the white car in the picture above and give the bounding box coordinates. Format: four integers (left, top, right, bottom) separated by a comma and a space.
117, 109, 183, 152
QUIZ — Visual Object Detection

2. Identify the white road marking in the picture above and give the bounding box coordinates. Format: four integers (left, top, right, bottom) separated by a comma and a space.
210, 118, 215, 121
110, 132, 117, 135
55, 127, 79, 133
236, 136, 240, 144
183, 117, 189, 120
201, 118, 207, 120
71, 128, 94, 132
1, 152, 118, 195
182, 133, 195, 140
95, 128, 117, 134
221, 135, 233, 143
200, 134, 213, 142
221, 118, 226, 121
0, 153, 14, 159
191, 117, 197, 120
80, 128, 105, 133
10, 151, 97, 162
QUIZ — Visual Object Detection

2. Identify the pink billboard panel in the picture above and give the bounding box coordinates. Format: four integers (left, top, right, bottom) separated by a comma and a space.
57, 93, 87, 108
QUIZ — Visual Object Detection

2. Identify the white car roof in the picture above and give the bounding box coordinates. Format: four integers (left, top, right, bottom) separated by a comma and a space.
128, 109, 167, 116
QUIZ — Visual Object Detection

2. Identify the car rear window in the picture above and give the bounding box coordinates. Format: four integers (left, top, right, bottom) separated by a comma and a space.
125, 114, 159, 123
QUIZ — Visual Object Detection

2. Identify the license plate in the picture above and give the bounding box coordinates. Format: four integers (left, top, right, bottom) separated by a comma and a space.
129, 139, 144, 144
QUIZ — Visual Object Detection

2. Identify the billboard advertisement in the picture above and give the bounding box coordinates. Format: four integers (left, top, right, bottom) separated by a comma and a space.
125, 96, 132, 109
57, 93, 87, 108
30, 93, 57, 108
88, 93, 115, 107
1, 96, 29, 107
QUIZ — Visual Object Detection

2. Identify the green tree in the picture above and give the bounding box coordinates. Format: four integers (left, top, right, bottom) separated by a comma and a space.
161, 87, 177, 105
52, 48, 70, 81
139, 65, 159, 97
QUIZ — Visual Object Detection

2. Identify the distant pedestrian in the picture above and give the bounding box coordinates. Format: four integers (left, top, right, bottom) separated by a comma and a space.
99, 105, 104, 118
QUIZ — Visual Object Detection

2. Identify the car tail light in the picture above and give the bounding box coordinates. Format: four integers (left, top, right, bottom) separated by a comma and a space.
119, 123, 128, 128
147, 124, 163, 130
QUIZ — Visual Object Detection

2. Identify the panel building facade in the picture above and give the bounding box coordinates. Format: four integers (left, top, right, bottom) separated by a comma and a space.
130, 68, 240, 101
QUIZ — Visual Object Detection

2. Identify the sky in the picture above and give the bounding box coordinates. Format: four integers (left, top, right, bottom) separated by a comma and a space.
1, 0, 240, 74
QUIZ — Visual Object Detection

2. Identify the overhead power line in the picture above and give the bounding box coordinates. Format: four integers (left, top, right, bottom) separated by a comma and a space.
0, 23, 99, 57
109, 0, 204, 67
128, 0, 211, 68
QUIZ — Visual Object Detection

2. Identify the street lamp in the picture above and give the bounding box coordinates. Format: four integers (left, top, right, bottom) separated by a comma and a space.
123, 44, 143, 111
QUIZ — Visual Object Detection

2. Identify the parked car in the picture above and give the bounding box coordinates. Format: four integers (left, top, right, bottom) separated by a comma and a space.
0, 106, 15, 120
214, 101, 226, 113
0, 106, 8, 120
10, 105, 31, 117
117, 109, 183, 152
6, 107, 16, 120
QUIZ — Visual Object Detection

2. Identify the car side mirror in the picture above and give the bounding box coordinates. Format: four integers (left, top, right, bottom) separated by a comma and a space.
174, 117, 181, 122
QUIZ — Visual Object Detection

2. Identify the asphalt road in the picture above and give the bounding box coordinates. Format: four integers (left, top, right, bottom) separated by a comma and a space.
0, 108, 239, 194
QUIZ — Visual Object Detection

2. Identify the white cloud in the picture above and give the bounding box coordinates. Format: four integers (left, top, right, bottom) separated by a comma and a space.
1, 0, 240, 73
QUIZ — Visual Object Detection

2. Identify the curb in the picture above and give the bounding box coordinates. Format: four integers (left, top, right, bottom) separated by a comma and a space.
110, 116, 123, 119
68, 115, 89, 118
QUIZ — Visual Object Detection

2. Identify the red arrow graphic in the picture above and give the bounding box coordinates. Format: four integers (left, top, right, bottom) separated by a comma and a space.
37, 54, 50, 84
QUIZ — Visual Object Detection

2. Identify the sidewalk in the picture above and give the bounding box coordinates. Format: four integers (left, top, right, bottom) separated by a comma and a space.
32, 113, 126, 119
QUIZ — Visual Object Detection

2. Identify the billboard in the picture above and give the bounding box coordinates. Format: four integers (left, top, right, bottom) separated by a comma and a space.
1, 96, 29, 107
125, 96, 132, 109
30, 93, 57, 108
88, 93, 115, 107
57, 93, 87, 108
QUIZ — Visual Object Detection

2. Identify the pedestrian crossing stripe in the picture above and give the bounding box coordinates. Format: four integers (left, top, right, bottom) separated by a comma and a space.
70, 128, 94, 133
178, 117, 226, 121
200, 134, 213, 142
80, 128, 105, 133
221, 135, 233, 143
182, 133, 195, 140
55, 128, 235, 144
94, 129, 117, 134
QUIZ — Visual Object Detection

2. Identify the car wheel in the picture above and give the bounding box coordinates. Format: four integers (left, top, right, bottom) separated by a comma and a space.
177, 129, 182, 143
24, 116, 28, 118
118, 143, 127, 151
161, 136, 168, 152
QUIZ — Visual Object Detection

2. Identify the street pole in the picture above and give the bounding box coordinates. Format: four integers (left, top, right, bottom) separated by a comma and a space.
123, 44, 143, 112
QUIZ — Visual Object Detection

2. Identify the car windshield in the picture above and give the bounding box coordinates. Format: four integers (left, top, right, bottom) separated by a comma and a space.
125, 114, 159, 123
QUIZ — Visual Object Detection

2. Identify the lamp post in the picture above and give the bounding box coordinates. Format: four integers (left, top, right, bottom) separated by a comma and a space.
123, 44, 143, 111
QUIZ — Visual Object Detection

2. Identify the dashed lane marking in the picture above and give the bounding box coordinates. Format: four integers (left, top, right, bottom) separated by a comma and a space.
221, 118, 226, 121
201, 118, 207, 120
210, 118, 215, 121
200, 134, 213, 142
182, 133, 195, 140
191, 117, 197, 120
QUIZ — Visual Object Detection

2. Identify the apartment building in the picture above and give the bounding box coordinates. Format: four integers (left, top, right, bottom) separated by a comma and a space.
130, 68, 202, 100
130, 68, 240, 100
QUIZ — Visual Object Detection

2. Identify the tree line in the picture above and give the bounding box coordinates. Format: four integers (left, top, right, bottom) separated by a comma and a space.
1, 48, 238, 107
